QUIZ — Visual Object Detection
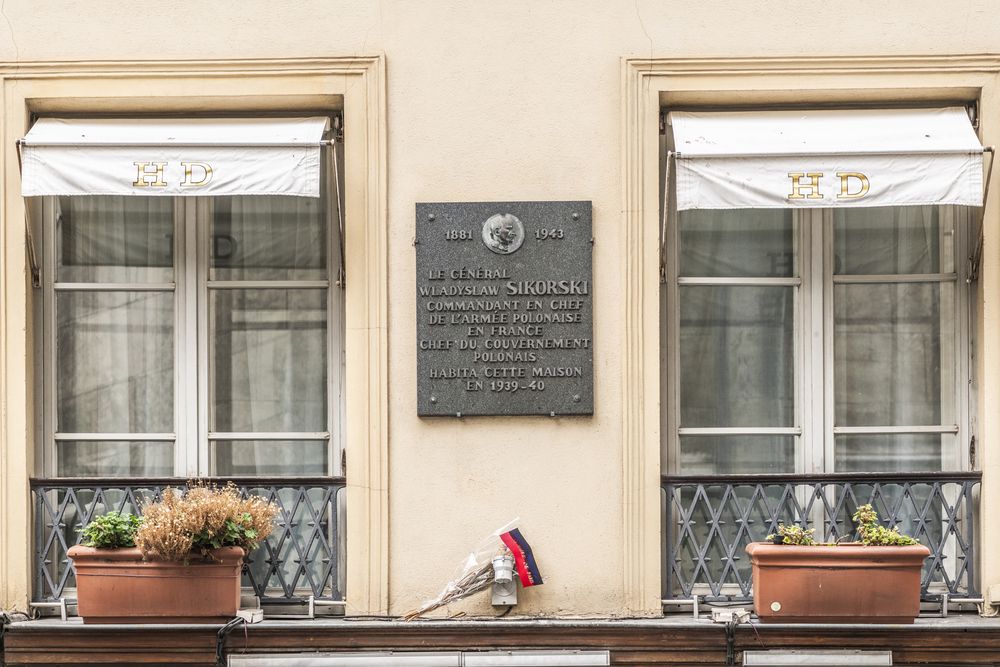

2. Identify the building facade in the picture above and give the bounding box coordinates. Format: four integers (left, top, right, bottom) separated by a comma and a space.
2, 2, 1000, 665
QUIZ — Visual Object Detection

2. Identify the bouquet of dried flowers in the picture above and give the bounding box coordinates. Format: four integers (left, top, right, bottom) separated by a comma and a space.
402, 560, 496, 621
135, 483, 279, 561
402, 521, 519, 621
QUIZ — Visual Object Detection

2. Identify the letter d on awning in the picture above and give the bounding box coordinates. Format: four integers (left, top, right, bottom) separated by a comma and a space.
19, 117, 330, 198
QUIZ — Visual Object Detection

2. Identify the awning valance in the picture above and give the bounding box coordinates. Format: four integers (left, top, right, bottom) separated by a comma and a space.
19, 117, 330, 198
668, 107, 985, 210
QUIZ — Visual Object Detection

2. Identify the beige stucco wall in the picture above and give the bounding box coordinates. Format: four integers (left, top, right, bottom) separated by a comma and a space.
1, 1, 1000, 617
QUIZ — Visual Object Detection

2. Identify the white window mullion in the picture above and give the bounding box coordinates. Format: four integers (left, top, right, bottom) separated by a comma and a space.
196, 197, 211, 476
796, 210, 810, 474
953, 205, 972, 471
821, 209, 836, 472
328, 147, 345, 477
42, 197, 57, 477
173, 198, 194, 477
665, 186, 680, 473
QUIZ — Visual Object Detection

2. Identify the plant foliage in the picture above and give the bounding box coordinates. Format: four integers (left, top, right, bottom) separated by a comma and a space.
135, 483, 279, 561
766, 522, 816, 545
81, 511, 141, 548
852, 504, 919, 546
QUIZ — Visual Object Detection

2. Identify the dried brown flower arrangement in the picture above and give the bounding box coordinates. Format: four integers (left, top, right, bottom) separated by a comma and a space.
135, 483, 279, 561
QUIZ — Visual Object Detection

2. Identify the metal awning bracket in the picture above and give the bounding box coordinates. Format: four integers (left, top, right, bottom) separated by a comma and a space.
660, 151, 673, 284
15, 138, 41, 288
329, 132, 346, 289
969, 145, 995, 283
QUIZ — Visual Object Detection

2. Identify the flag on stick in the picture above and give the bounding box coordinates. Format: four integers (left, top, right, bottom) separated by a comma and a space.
499, 528, 543, 587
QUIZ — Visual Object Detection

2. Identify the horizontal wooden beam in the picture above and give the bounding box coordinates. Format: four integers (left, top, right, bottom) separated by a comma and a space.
5, 619, 1000, 666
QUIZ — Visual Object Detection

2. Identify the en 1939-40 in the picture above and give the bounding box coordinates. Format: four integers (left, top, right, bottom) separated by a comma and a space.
490, 380, 545, 392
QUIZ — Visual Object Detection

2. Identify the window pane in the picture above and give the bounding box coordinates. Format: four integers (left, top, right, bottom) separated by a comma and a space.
211, 440, 327, 476
680, 286, 795, 427
834, 206, 952, 275
210, 196, 326, 281
680, 436, 795, 474
835, 434, 955, 472
56, 196, 174, 283
679, 209, 795, 277
56, 291, 174, 433
210, 289, 327, 432
56, 441, 173, 477
834, 283, 953, 426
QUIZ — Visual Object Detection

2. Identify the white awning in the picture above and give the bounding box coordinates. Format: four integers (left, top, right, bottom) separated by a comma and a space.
668, 107, 985, 210
19, 117, 330, 198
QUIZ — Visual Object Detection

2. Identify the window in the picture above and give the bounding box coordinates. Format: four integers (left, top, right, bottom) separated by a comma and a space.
660, 107, 982, 476
36, 174, 343, 478
662, 205, 972, 474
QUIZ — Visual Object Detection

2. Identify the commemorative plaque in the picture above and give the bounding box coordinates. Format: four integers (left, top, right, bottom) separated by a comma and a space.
416, 201, 593, 416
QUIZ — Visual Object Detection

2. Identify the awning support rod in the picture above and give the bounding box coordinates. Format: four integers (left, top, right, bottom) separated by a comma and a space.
659, 151, 673, 284
14, 140, 40, 288
969, 145, 996, 283
330, 123, 345, 289
16, 139, 337, 148
674, 148, 991, 159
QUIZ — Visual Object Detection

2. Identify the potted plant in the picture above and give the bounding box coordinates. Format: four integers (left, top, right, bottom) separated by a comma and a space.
67, 483, 278, 624
745, 504, 931, 624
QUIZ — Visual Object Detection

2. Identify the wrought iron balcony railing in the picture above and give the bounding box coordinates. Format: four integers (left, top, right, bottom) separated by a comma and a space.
31, 477, 346, 604
662, 472, 981, 604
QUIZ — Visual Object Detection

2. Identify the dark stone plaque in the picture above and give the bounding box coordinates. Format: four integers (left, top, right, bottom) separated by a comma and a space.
416, 201, 593, 416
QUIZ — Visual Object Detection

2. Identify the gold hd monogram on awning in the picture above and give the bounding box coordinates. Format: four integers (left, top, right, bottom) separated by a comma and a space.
667, 107, 986, 210
18, 117, 330, 198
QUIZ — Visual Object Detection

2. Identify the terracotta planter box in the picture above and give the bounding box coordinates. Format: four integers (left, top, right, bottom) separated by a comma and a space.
745, 542, 930, 624
67, 545, 244, 624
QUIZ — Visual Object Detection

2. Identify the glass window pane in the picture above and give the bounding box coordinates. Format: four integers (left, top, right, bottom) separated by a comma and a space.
210, 196, 327, 281
834, 283, 954, 426
679, 209, 796, 277
56, 291, 174, 433
211, 440, 327, 476
56, 441, 173, 477
210, 289, 327, 432
680, 436, 795, 474
834, 206, 952, 275
835, 434, 954, 473
680, 286, 795, 427
56, 196, 174, 283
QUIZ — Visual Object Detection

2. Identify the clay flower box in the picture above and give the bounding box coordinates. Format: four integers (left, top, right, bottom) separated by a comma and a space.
66, 545, 244, 624
67, 484, 277, 624
745, 541, 931, 623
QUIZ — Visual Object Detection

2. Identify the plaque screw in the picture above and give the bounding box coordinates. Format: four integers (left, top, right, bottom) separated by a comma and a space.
572, 395, 581, 403
427, 213, 436, 221
430, 396, 437, 403
572, 212, 580, 220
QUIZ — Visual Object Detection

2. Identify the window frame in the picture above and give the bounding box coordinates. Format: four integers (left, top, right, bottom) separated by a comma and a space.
661, 198, 976, 475
35, 165, 345, 479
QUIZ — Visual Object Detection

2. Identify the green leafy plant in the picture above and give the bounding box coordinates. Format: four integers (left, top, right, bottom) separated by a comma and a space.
81, 511, 142, 548
766, 522, 816, 545
852, 504, 919, 546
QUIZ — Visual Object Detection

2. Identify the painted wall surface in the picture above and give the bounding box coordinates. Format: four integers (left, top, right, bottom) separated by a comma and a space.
0, 1, 999, 617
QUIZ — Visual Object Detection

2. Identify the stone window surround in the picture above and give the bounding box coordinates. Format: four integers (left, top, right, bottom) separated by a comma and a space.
622, 55, 1000, 613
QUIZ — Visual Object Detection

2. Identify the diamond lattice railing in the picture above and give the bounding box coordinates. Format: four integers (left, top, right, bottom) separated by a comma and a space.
662, 472, 981, 602
30, 477, 345, 603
